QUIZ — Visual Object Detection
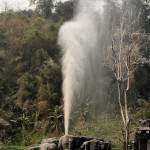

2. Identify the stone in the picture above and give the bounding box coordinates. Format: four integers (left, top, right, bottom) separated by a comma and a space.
28, 143, 57, 150
79, 139, 101, 150
29, 135, 106, 150
40, 143, 57, 150
58, 135, 104, 150
58, 135, 72, 150
80, 140, 111, 150
41, 138, 59, 146
28, 146, 40, 150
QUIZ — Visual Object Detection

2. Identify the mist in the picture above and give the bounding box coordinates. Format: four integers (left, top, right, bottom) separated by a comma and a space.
58, 0, 106, 135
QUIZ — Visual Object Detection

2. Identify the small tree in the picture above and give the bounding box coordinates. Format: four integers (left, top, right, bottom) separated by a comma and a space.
106, 0, 148, 149
30, 0, 54, 19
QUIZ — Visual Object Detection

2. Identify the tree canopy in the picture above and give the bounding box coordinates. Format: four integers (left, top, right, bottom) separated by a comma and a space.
0, 0, 150, 148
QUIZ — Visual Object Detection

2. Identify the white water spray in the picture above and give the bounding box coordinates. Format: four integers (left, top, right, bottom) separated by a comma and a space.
58, 0, 105, 135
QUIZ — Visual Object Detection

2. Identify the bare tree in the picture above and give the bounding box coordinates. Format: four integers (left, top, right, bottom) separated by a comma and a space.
1, 0, 9, 12
0, 0, 14, 12
13, 1, 23, 11
106, 1, 148, 149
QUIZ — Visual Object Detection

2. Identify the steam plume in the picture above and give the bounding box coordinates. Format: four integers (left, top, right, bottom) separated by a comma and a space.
58, 0, 105, 135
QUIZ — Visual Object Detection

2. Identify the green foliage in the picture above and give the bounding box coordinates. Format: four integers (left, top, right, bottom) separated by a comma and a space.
15, 73, 36, 109
133, 99, 150, 119
4, 145, 29, 150
48, 105, 63, 134
134, 65, 150, 100
0, 6, 63, 146
55, 1, 75, 21
70, 112, 133, 148
0, 0, 149, 148
36, 0, 54, 19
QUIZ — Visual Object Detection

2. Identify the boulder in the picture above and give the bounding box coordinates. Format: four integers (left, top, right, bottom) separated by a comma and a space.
40, 143, 57, 150
79, 140, 111, 150
79, 139, 101, 150
72, 136, 103, 149
58, 135, 104, 150
28, 143, 57, 150
28, 146, 40, 150
41, 138, 59, 146
28, 135, 105, 150
58, 135, 72, 150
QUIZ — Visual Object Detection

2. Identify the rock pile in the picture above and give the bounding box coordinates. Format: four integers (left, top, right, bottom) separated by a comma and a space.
28, 135, 111, 150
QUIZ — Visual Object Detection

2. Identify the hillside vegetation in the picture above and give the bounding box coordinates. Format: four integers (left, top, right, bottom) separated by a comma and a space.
0, 0, 150, 149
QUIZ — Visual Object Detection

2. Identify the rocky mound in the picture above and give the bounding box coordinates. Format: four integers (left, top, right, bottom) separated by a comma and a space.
28, 135, 111, 150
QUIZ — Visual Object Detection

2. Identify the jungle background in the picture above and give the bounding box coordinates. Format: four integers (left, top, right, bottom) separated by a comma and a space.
0, 0, 150, 149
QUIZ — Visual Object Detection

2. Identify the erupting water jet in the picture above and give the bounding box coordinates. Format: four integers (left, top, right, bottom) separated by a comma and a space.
58, 0, 105, 135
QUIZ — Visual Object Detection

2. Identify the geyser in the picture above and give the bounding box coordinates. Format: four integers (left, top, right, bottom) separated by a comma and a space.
58, 0, 105, 135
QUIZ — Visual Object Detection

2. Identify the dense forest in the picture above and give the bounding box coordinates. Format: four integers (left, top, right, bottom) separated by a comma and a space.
0, 0, 150, 149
